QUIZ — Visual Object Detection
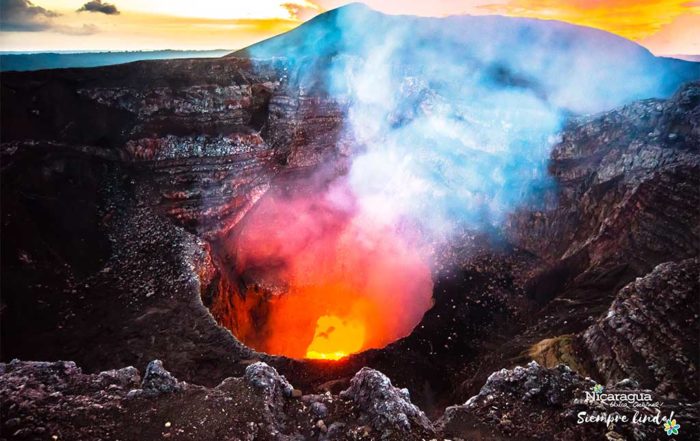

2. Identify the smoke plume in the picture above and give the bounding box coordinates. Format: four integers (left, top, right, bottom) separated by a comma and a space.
228, 4, 697, 358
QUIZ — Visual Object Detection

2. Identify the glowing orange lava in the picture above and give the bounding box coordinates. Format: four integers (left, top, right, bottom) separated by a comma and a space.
227, 180, 434, 360
305, 315, 365, 360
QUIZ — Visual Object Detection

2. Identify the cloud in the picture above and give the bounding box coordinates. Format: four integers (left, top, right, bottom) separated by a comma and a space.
0, 0, 100, 34
0, 0, 59, 31
77, 0, 119, 15
281, 1, 322, 21
479, 0, 700, 41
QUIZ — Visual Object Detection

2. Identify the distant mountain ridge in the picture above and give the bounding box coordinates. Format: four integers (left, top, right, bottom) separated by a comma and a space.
232, 3, 699, 114
668, 54, 700, 62
0, 50, 231, 72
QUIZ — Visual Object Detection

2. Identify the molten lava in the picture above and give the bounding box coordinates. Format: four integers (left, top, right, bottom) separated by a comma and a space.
225, 178, 434, 360
305, 315, 365, 360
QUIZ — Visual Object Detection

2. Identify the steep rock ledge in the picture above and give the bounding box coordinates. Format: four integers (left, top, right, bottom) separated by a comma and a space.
581, 258, 699, 401
452, 82, 700, 404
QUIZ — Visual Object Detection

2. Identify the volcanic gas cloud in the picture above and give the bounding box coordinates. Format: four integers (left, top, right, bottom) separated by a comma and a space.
229, 178, 433, 360
216, 5, 683, 360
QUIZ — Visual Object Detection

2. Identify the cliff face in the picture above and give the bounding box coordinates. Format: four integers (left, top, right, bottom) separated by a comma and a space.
446, 82, 700, 412
499, 82, 699, 343
582, 258, 699, 401
507, 82, 700, 270
1, 58, 278, 382
1, 7, 699, 439
1, 58, 346, 239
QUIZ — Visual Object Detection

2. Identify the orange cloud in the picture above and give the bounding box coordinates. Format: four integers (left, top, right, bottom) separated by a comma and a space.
480, 0, 700, 41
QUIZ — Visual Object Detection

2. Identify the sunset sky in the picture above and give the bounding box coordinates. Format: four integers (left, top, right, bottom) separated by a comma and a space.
1, 0, 698, 55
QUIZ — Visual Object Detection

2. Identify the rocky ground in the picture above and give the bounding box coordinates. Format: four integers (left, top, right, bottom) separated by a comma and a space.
1, 22, 698, 440
1, 359, 437, 441
3, 356, 697, 440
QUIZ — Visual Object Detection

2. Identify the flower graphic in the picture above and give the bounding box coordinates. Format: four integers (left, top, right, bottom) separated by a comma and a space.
592, 384, 604, 394
663, 419, 680, 436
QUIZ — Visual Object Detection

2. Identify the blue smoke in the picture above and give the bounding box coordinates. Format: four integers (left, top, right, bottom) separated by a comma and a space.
245, 3, 699, 238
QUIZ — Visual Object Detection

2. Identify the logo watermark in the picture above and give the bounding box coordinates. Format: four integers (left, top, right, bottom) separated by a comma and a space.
575, 384, 680, 436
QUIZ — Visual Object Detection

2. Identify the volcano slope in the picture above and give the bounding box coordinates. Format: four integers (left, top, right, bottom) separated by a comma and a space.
1, 6, 700, 441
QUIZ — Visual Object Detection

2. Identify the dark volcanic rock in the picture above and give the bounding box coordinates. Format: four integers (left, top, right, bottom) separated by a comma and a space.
0, 54, 341, 388
244, 362, 294, 396
451, 82, 700, 407
0, 360, 136, 439
339, 367, 434, 436
507, 82, 699, 325
581, 258, 700, 401
440, 362, 602, 440
507, 81, 700, 278
441, 361, 699, 440
141, 360, 183, 395
0, 360, 437, 440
